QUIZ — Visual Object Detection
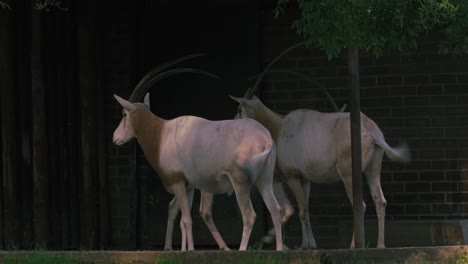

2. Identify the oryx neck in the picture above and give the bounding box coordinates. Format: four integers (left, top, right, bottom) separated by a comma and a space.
254, 104, 283, 142
133, 110, 166, 169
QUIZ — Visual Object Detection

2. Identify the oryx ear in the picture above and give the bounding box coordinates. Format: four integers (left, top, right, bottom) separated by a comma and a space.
143, 93, 151, 109
229, 95, 246, 104
114, 94, 137, 112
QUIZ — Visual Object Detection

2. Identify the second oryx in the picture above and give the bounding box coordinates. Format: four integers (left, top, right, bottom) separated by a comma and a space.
230, 43, 410, 249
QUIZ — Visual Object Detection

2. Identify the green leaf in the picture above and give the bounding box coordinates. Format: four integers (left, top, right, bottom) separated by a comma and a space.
277, 0, 466, 59
0, 0, 10, 10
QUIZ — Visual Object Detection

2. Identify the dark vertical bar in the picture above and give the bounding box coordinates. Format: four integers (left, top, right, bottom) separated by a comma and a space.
43, 13, 60, 249
67, 27, 80, 249
0, 79, 2, 249
97, 0, 110, 249
0, 6, 21, 249
31, 7, 50, 248
77, 0, 98, 249
129, 1, 139, 249
15, 0, 33, 249
55, 11, 69, 248
128, 142, 138, 249
0, 98, 2, 249
48, 9, 71, 249
135, 1, 145, 248
66, 0, 80, 249
348, 46, 365, 248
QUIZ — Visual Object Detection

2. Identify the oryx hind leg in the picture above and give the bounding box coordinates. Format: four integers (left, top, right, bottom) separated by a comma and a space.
255, 169, 284, 251
228, 169, 256, 251
363, 148, 386, 248
275, 181, 294, 225
285, 173, 316, 250
301, 179, 317, 249
261, 181, 293, 248
199, 191, 230, 251
336, 165, 366, 248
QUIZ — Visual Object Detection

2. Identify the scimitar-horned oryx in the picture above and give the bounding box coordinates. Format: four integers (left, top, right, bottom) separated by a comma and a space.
230, 43, 411, 249
112, 55, 283, 251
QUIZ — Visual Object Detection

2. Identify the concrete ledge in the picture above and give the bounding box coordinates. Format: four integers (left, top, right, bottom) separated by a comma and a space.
0, 246, 466, 264
338, 220, 468, 247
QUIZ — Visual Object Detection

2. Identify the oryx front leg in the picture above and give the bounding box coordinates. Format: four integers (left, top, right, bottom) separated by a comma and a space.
285, 175, 316, 249
199, 191, 230, 251
164, 196, 180, 251
171, 183, 194, 251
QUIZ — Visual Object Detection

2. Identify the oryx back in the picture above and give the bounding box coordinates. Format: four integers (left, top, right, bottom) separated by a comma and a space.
159, 116, 274, 194
276, 110, 402, 183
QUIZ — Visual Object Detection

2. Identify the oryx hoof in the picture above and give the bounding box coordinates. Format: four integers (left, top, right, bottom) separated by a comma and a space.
220, 246, 231, 251
261, 234, 274, 244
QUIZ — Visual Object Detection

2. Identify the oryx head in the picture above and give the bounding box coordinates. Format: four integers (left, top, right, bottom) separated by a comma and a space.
112, 95, 150, 145
112, 54, 219, 145
230, 41, 345, 114
229, 94, 261, 119
229, 42, 306, 117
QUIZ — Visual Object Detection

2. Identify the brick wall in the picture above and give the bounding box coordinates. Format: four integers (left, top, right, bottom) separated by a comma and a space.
260, 6, 468, 248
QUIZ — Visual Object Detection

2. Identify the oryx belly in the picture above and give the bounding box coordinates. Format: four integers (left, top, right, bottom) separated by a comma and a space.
185, 171, 234, 194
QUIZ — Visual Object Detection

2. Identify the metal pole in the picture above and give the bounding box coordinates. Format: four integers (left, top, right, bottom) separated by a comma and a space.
348, 46, 365, 248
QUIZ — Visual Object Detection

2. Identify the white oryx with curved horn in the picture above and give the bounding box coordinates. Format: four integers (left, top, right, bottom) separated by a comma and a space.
112, 55, 283, 251
230, 43, 410, 249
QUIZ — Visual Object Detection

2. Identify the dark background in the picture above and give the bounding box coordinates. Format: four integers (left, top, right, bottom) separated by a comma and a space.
0, 0, 467, 250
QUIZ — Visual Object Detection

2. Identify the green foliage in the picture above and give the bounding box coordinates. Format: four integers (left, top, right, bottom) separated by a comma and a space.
351, 241, 371, 264
438, 0, 468, 55
0, 0, 10, 10
3, 252, 79, 264
33, 0, 68, 12
156, 254, 190, 264
452, 249, 468, 264
157, 252, 282, 264
276, 0, 467, 59
0, 0, 68, 11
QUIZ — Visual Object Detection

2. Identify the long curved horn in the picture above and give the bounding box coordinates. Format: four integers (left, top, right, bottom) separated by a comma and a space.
245, 41, 306, 99
130, 68, 220, 102
248, 70, 345, 112
128, 54, 205, 102
242, 87, 253, 98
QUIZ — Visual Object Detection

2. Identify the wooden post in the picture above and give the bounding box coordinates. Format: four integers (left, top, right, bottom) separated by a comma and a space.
348, 47, 365, 248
